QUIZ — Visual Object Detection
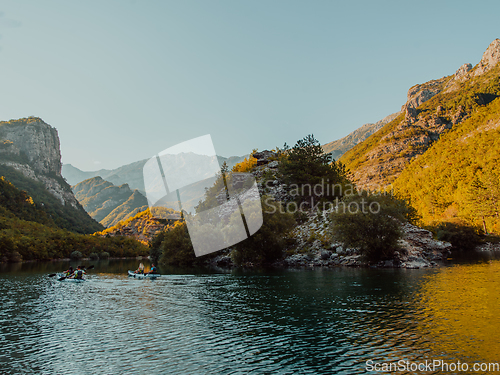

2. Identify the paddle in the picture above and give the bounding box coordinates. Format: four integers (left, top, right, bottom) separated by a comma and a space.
56, 265, 95, 281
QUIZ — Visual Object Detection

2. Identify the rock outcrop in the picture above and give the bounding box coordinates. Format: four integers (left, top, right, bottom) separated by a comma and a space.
0, 117, 80, 208
403, 77, 449, 124
474, 38, 500, 76
225, 159, 452, 269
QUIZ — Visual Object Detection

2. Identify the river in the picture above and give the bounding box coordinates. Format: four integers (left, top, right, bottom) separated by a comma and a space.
1, 256, 499, 374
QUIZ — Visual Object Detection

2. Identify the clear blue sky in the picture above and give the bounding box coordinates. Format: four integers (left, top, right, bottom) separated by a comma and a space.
1, 0, 499, 170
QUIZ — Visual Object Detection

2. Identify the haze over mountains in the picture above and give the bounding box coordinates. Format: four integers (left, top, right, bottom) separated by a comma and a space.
63, 155, 248, 192
64, 154, 248, 227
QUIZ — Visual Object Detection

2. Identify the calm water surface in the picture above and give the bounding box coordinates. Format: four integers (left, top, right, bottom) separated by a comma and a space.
1, 257, 499, 374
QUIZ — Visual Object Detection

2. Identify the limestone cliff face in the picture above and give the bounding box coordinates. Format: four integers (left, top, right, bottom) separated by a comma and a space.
0, 117, 79, 208
0, 117, 61, 175
474, 38, 500, 76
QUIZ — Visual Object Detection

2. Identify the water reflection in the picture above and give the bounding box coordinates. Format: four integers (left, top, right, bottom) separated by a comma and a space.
418, 260, 500, 363
0, 260, 499, 374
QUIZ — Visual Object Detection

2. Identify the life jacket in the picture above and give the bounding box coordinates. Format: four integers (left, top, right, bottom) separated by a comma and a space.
75, 270, 84, 279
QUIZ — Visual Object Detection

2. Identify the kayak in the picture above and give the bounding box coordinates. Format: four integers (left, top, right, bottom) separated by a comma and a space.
128, 270, 161, 279
56, 273, 86, 282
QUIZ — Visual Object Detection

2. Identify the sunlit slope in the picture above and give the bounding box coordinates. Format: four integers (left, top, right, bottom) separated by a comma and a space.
341, 41, 500, 191
340, 75, 452, 189
393, 94, 500, 232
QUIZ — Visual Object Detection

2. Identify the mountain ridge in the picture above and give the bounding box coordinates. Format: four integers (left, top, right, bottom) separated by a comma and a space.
322, 112, 401, 160
340, 38, 500, 190
72, 176, 149, 228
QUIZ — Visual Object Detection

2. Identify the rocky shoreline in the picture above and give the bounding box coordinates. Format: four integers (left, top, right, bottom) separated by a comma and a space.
204, 151, 455, 270
206, 217, 454, 270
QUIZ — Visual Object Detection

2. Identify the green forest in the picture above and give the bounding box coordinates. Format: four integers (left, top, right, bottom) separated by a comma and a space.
0, 168, 148, 262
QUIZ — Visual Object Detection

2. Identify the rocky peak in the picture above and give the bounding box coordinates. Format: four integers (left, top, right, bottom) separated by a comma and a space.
455, 63, 473, 81
0, 117, 80, 207
0, 117, 62, 176
474, 38, 500, 76
403, 77, 449, 124
252, 150, 277, 166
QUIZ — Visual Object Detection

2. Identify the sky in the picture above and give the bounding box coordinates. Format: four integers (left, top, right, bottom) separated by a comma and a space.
1, 0, 500, 171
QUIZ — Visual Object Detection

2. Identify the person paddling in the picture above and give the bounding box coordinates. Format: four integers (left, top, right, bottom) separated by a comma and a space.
134, 263, 145, 274
71, 265, 86, 280
64, 266, 74, 277
147, 263, 157, 274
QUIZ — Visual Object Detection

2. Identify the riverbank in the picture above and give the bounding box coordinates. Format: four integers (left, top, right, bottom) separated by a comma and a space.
204, 208, 453, 270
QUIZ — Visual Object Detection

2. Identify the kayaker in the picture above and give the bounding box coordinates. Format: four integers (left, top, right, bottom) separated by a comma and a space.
71, 266, 86, 279
147, 263, 157, 274
64, 266, 74, 277
134, 263, 145, 274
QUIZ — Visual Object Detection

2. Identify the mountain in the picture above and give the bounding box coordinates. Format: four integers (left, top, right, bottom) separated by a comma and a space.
0, 117, 103, 233
0, 175, 148, 262
97, 208, 180, 245
62, 155, 249, 191
64, 154, 249, 219
0, 117, 149, 262
322, 112, 400, 160
340, 39, 500, 191
72, 176, 149, 228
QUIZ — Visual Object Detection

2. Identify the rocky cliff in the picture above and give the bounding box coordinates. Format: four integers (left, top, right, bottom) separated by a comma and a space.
0, 117, 81, 208
341, 39, 500, 190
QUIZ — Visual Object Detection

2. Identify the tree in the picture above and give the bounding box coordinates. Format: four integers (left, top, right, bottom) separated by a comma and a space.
158, 222, 197, 266
463, 172, 500, 234
231, 197, 296, 266
278, 134, 350, 207
330, 193, 417, 262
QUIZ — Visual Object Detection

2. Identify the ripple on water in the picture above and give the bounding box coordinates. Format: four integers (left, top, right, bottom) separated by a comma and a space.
1, 264, 498, 374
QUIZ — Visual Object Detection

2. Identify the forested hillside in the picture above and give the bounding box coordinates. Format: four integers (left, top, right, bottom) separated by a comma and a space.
394, 94, 500, 234
73, 176, 148, 228
341, 39, 500, 191
0, 176, 148, 262
0, 164, 103, 234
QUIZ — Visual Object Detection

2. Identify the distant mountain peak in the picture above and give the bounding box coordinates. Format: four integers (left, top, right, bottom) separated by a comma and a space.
322, 112, 400, 160
474, 38, 500, 76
